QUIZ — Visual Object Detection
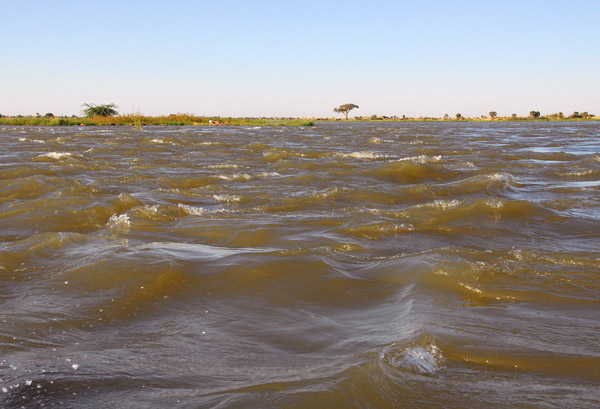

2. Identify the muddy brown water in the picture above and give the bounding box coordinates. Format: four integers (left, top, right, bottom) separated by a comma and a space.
1, 122, 599, 408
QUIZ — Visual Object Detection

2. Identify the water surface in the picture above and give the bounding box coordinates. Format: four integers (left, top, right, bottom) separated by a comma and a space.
1, 122, 599, 408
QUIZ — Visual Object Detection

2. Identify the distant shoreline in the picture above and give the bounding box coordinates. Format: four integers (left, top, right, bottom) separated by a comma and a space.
0, 115, 598, 127
0, 114, 314, 127
327, 117, 600, 123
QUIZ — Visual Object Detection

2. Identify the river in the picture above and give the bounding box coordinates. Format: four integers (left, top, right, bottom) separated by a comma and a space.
1, 121, 599, 408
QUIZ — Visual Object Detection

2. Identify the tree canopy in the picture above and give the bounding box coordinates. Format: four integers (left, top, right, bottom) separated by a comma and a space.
333, 103, 359, 120
82, 103, 119, 117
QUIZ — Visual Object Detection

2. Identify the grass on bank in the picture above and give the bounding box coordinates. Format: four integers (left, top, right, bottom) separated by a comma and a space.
0, 114, 314, 127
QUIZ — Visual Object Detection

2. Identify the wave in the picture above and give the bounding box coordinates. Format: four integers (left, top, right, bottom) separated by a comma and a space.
371, 159, 458, 184
18, 137, 46, 144
217, 173, 252, 182
259, 187, 345, 212
337, 151, 394, 160
380, 340, 443, 375
212, 194, 242, 203
37, 152, 72, 160
337, 198, 561, 240
418, 248, 600, 306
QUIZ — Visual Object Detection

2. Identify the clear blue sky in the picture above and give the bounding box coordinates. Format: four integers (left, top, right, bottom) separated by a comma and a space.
1, 0, 598, 118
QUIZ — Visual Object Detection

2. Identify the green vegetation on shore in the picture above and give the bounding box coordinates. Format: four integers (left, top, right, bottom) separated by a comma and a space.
0, 114, 314, 127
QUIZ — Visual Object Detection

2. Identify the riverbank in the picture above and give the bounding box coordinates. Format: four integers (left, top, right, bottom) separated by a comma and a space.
0, 114, 314, 127
2, 114, 598, 127
322, 116, 599, 122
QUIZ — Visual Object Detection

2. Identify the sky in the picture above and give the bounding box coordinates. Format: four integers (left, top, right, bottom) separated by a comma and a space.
1, 0, 599, 118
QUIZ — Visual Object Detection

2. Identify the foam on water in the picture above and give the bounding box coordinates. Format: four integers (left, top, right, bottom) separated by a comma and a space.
177, 203, 232, 216
213, 194, 241, 203
558, 169, 595, 177
106, 213, 131, 232
340, 151, 392, 160
38, 152, 71, 159
398, 154, 443, 163
258, 171, 281, 178
417, 199, 463, 210
205, 164, 239, 169
19, 138, 45, 143
217, 173, 252, 181
177, 203, 207, 215
395, 346, 442, 375
381, 340, 444, 376
488, 172, 513, 182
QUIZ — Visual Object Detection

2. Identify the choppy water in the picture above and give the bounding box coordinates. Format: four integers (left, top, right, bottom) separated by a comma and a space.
1, 122, 599, 408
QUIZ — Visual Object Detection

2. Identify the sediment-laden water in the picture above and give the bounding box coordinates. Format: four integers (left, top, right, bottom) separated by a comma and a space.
1, 122, 599, 408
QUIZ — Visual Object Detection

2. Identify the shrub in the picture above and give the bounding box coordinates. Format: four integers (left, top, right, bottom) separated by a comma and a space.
82, 103, 119, 117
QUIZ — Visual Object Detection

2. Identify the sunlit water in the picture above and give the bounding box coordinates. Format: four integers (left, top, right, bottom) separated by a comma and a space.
1, 122, 599, 408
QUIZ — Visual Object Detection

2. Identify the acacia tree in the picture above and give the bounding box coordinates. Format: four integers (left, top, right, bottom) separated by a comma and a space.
489, 111, 497, 119
82, 103, 119, 117
333, 103, 359, 120
529, 110, 541, 119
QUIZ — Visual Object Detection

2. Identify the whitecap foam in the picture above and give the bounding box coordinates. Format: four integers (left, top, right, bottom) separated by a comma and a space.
488, 173, 513, 183
393, 223, 415, 232
315, 186, 340, 199
398, 155, 442, 163
217, 173, 252, 181
205, 164, 239, 169
107, 213, 130, 232
485, 199, 504, 209
178, 203, 206, 215
369, 137, 393, 144
559, 169, 594, 177
258, 171, 281, 177
39, 152, 72, 159
340, 151, 391, 160
212, 194, 241, 203
417, 199, 462, 210
145, 205, 160, 213
178, 203, 231, 216
394, 346, 442, 375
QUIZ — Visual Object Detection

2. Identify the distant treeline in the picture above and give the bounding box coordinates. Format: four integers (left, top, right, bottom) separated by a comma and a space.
0, 112, 597, 126
341, 111, 597, 122
0, 113, 314, 127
